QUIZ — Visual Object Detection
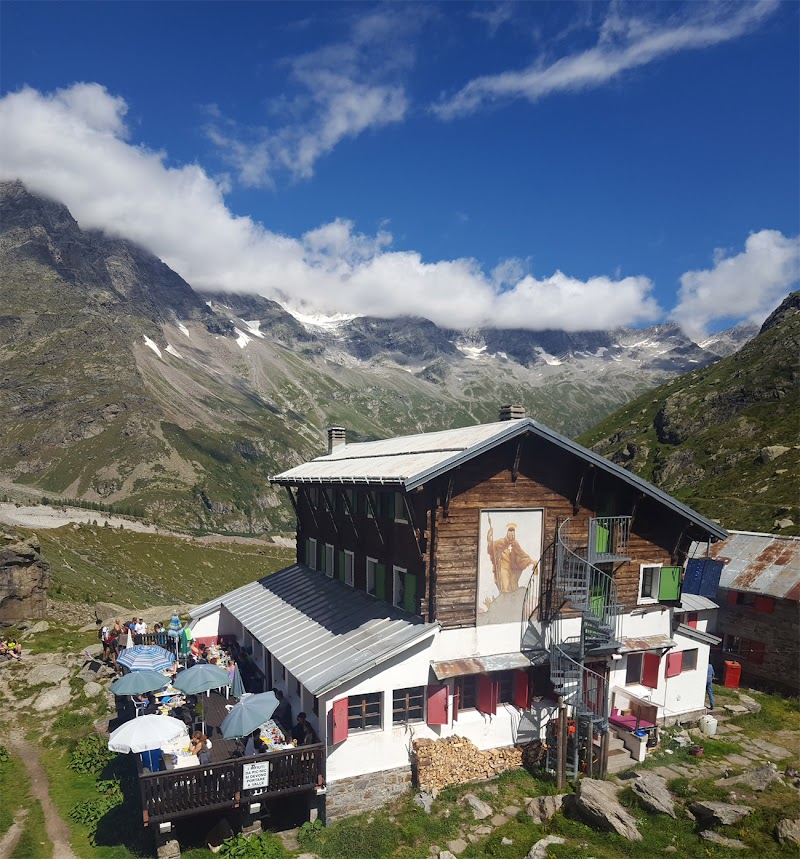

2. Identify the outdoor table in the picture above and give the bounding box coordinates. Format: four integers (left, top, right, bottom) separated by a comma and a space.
259, 719, 292, 751
161, 737, 199, 770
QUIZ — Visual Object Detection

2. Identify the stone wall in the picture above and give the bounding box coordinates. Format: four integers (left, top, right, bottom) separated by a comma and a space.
324, 765, 413, 821
715, 591, 799, 694
0, 531, 50, 623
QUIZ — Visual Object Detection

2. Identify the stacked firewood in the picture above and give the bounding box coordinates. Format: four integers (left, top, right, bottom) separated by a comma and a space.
412, 736, 525, 791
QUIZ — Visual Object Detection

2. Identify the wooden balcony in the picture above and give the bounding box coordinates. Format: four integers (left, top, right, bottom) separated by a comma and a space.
138, 743, 325, 826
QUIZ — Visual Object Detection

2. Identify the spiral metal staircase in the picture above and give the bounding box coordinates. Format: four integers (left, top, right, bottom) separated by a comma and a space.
545, 516, 629, 779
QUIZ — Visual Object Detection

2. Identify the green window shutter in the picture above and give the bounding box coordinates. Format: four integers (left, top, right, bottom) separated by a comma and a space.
595, 524, 610, 554
658, 566, 682, 602
337, 550, 345, 581
305, 539, 312, 567
375, 564, 387, 601
403, 573, 417, 614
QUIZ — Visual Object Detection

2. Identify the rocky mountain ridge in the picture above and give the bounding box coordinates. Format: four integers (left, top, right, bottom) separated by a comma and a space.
0, 180, 759, 533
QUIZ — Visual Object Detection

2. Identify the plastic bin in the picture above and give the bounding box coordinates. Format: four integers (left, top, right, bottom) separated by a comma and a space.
700, 715, 718, 736
724, 660, 742, 689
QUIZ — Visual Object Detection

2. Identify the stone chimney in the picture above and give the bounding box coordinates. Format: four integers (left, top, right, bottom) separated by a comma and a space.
498, 404, 526, 422
327, 426, 346, 454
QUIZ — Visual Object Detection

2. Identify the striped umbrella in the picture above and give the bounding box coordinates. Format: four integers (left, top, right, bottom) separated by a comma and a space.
110, 670, 168, 696
117, 644, 175, 672
166, 612, 183, 639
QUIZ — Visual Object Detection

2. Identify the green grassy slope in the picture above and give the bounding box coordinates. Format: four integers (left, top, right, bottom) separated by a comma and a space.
578, 292, 799, 534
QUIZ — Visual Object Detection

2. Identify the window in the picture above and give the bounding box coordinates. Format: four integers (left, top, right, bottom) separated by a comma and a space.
308, 487, 320, 509
324, 544, 334, 578
393, 687, 424, 723
366, 557, 377, 596
454, 676, 477, 711
681, 649, 698, 672
307, 538, 317, 570
343, 550, 354, 586
496, 671, 515, 705
348, 692, 382, 731
393, 566, 407, 608
638, 563, 681, 604
724, 635, 766, 665
378, 492, 395, 519
626, 653, 643, 685
394, 492, 408, 524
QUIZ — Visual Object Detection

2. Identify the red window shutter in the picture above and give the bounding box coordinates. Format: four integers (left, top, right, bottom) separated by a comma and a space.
642, 653, 660, 689
513, 670, 529, 709
687, 612, 699, 629
665, 651, 683, 678
332, 697, 348, 744
426, 685, 448, 725
749, 641, 765, 665
727, 591, 738, 606
754, 596, 774, 613
452, 687, 460, 722
476, 675, 497, 716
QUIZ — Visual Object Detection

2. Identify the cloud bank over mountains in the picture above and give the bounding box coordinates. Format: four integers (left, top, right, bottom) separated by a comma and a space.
0, 82, 796, 337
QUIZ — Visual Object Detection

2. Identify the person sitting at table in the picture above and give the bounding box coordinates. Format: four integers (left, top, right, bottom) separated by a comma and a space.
303, 721, 319, 745
244, 728, 267, 757
189, 731, 209, 757
291, 712, 310, 744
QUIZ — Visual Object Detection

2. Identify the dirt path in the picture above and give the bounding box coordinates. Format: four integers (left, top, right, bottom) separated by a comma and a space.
0, 808, 28, 859
5, 734, 78, 859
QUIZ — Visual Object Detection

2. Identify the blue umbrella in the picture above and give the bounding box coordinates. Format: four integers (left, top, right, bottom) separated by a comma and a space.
229, 663, 245, 698
167, 612, 183, 639
171, 663, 230, 695
110, 670, 168, 696
117, 644, 175, 672
220, 692, 279, 739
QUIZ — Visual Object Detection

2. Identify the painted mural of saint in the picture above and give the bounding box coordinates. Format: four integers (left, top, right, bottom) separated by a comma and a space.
486, 519, 536, 592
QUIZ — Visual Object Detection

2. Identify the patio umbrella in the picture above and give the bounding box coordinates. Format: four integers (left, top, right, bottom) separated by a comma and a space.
117, 644, 175, 672
108, 714, 188, 754
179, 627, 193, 659
171, 663, 230, 695
229, 663, 245, 698
220, 691, 279, 739
110, 670, 168, 696
167, 611, 183, 639
125, 628, 134, 650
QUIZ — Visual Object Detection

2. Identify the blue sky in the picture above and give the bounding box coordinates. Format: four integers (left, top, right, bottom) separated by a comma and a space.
1, 1, 798, 337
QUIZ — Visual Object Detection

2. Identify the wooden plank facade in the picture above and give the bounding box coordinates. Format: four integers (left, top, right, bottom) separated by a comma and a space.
293, 434, 698, 629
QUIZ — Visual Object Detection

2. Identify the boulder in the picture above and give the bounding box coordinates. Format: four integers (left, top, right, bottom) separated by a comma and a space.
33, 685, 72, 712
717, 764, 783, 792
445, 839, 467, 855
776, 818, 800, 847
24, 620, 50, 636
525, 794, 566, 823
689, 801, 753, 826
438, 853, 457, 859
0, 532, 50, 622
26, 663, 69, 686
414, 791, 435, 814
527, 836, 566, 859
461, 793, 493, 820
83, 680, 104, 698
760, 445, 790, 463
700, 831, 749, 850
631, 773, 676, 818
573, 778, 642, 841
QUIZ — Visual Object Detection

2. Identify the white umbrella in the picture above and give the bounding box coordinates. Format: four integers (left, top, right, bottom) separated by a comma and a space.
125, 628, 134, 650
108, 714, 188, 754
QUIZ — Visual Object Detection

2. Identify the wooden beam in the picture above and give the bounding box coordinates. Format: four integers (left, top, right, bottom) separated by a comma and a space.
402, 494, 424, 559
299, 487, 319, 530
511, 439, 522, 483
443, 473, 455, 517
339, 488, 360, 542
320, 487, 341, 540
573, 465, 592, 515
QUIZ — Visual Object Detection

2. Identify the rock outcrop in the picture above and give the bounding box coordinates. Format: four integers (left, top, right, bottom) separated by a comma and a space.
573, 778, 642, 841
0, 531, 50, 622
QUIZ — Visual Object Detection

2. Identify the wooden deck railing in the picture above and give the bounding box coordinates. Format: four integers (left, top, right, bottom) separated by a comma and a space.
138, 743, 325, 826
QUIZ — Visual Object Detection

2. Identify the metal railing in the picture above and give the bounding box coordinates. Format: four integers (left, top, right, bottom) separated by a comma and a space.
587, 516, 631, 565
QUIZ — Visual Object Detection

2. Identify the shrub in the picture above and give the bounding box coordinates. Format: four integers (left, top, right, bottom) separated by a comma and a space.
218, 832, 290, 859
68, 779, 123, 844
70, 734, 115, 774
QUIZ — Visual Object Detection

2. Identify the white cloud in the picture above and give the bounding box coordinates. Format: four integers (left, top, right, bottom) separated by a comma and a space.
470, 2, 515, 37
0, 82, 663, 331
434, 0, 778, 119
672, 230, 800, 340
207, 9, 414, 185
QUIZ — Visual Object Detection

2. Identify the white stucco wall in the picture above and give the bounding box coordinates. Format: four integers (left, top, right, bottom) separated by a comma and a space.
189, 609, 220, 640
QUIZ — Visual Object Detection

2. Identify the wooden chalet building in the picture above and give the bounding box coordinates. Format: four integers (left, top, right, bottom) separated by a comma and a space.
190, 407, 726, 819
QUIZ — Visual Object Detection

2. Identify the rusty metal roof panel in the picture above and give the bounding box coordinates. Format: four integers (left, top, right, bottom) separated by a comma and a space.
431, 651, 542, 680
618, 634, 676, 653
693, 531, 800, 601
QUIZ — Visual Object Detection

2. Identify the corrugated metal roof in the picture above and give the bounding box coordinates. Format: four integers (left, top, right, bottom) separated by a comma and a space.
674, 623, 721, 646
690, 531, 800, 601
431, 652, 540, 680
619, 634, 676, 653
272, 418, 727, 540
676, 594, 719, 613
209, 564, 438, 696
190, 595, 224, 620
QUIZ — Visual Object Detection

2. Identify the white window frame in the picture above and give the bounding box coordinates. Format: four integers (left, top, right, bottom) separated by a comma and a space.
394, 492, 408, 524
308, 537, 317, 571
325, 543, 334, 578
393, 565, 407, 608
638, 563, 662, 605
366, 557, 377, 596
344, 550, 355, 587
681, 649, 698, 672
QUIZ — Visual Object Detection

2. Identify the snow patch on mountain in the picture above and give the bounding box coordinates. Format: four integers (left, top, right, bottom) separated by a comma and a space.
177, 321, 191, 339
284, 305, 361, 330
143, 335, 162, 359
234, 328, 252, 348
534, 347, 562, 366
457, 343, 488, 360
242, 320, 265, 338
165, 344, 182, 358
